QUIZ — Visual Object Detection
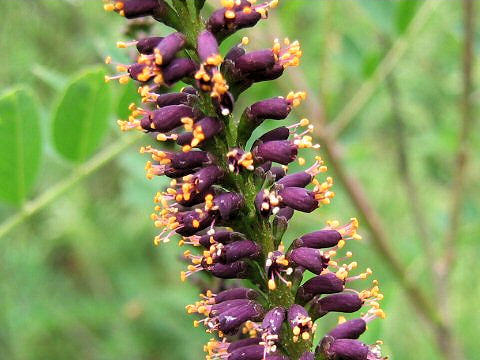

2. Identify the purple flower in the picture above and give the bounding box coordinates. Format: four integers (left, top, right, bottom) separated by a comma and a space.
144, 104, 195, 132
262, 306, 286, 336
235, 49, 276, 73
253, 140, 298, 165
288, 247, 329, 274
312, 293, 364, 319
299, 352, 314, 360
197, 30, 222, 66
327, 318, 367, 340
287, 304, 315, 343
279, 187, 318, 213
104, 0, 160, 19
156, 92, 191, 107
154, 32, 186, 66
135, 36, 163, 54
297, 272, 345, 303
162, 58, 197, 86
293, 229, 342, 249
219, 240, 261, 263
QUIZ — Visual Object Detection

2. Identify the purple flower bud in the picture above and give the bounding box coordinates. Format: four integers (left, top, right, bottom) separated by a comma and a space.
218, 301, 263, 333
221, 240, 261, 263
156, 92, 190, 107
235, 49, 275, 74
213, 192, 245, 220
231, 10, 262, 30
288, 247, 329, 274
287, 304, 309, 328
195, 165, 224, 193
208, 261, 249, 279
146, 105, 194, 132
197, 230, 246, 248
253, 140, 297, 165
176, 210, 215, 236
262, 307, 286, 335
299, 352, 314, 360
298, 272, 345, 302
170, 151, 211, 169
162, 58, 197, 85
248, 97, 292, 121
206, 9, 228, 34
136, 36, 163, 54
161, 165, 196, 178
279, 187, 318, 213
277, 171, 313, 188
181, 86, 198, 95
259, 127, 290, 143
328, 318, 367, 340
313, 293, 364, 318
294, 229, 342, 249
215, 287, 259, 303
327, 339, 369, 360
229, 345, 264, 360
176, 132, 194, 146
276, 207, 294, 221
268, 167, 286, 182
122, 0, 159, 19
246, 63, 284, 83
197, 30, 220, 64
154, 32, 186, 66
128, 63, 150, 82
225, 45, 246, 62
193, 116, 224, 144
227, 338, 261, 352
211, 299, 251, 315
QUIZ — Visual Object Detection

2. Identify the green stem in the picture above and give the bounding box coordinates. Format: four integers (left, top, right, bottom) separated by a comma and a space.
181, 8, 307, 360
0, 134, 142, 240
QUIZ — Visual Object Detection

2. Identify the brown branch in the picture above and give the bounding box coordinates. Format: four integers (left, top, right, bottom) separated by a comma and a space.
436, 0, 475, 358
384, 69, 435, 279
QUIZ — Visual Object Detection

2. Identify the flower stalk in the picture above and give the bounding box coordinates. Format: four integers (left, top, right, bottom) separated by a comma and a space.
103, 1, 387, 359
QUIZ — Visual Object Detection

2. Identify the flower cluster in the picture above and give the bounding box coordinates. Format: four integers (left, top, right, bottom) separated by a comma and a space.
104, 1, 387, 359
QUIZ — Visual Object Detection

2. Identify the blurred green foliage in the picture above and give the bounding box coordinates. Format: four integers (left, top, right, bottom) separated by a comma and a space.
0, 1, 479, 359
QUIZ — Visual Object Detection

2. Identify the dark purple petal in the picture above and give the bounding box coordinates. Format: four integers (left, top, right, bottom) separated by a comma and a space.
176, 132, 194, 146
213, 192, 245, 220
122, 0, 159, 19
221, 240, 261, 263
294, 229, 342, 249
225, 45, 246, 62
229, 345, 264, 360
277, 171, 312, 188
258, 126, 290, 143
328, 318, 367, 340
231, 10, 262, 31
176, 210, 214, 236
287, 304, 309, 328
248, 97, 291, 121
194, 117, 224, 142
198, 230, 246, 247
227, 338, 261, 352
197, 30, 220, 63
262, 307, 285, 335
196, 165, 224, 193
170, 151, 211, 169
155, 32, 186, 66
253, 140, 297, 165
136, 36, 163, 54
215, 287, 259, 304
235, 49, 275, 73
327, 339, 369, 360
208, 261, 249, 279
128, 63, 150, 82
298, 272, 345, 302
313, 293, 364, 318
288, 247, 328, 274
276, 207, 294, 221
211, 299, 251, 315
279, 187, 318, 213
156, 92, 190, 107
246, 63, 284, 82
162, 58, 197, 85
270, 166, 286, 180
218, 302, 263, 333
149, 105, 194, 132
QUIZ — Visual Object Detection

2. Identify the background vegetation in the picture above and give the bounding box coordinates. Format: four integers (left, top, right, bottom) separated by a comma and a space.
0, 1, 478, 359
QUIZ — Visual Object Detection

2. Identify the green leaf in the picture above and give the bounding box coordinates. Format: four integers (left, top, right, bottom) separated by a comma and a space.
116, 81, 138, 120
395, 0, 420, 34
0, 88, 42, 205
52, 67, 111, 163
